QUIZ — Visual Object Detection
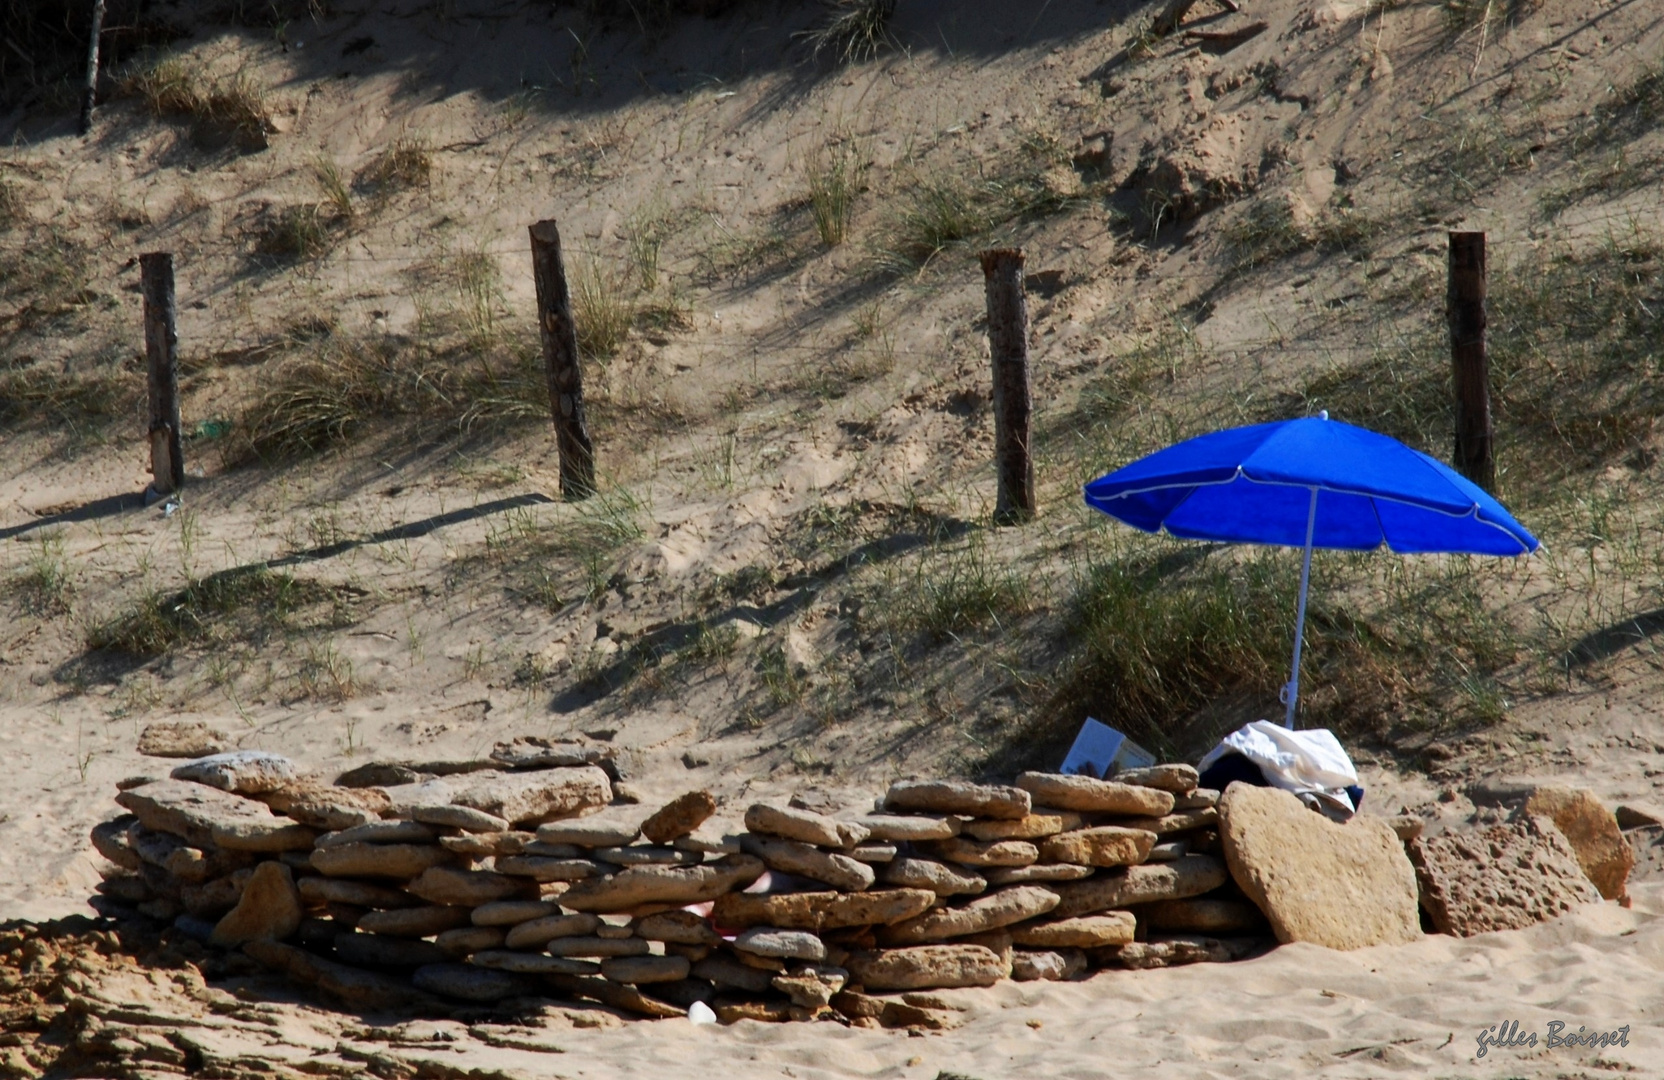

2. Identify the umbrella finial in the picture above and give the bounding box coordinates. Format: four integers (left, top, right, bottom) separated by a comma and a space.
1319, 410, 1329, 420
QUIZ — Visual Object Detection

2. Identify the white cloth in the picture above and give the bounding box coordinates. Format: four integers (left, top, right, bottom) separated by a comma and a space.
1197, 720, 1360, 813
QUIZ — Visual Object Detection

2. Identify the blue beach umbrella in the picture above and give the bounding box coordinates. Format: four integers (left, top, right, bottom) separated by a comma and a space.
1083, 413, 1538, 728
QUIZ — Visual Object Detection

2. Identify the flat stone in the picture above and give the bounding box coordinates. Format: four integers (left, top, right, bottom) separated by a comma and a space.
547, 935, 652, 958
1519, 786, 1633, 900
1017, 772, 1175, 816
489, 736, 614, 769
413, 804, 511, 833
715, 1000, 793, 1024
741, 835, 875, 891
407, 866, 533, 907
929, 837, 1038, 867
593, 845, 703, 866
494, 856, 611, 882
260, 783, 390, 831
314, 820, 436, 849
543, 973, 684, 1019
640, 790, 717, 844
1095, 934, 1263, 969
181, 871, 251, 919
733, 927, 827, 961
885, 781, 1030, 820
1174, 788, 1221, 811
297, 876, 416, 910
878, 885, 1060, 945
412, 963, 532, 1002
471, 900, 561, 926
138, 722, 228, 759
90, 817, 142, 871
1012, 912, 1135, 948
745, 803, 865, 848
1134, 898, 1268, 934
1102, 808, 1219, 835
172, 751, 297, 795
439, 831, 535, 858
243, 940, 434, 1011
1114, 764, 1200, 794
503, 913, 601, 949
844, 945, 1005, 991
1615, 802, 1664, 829
116, 779, 315, 852
452, 765, 612, 826
1045, 855, 1229, 918
1145, 840, 1188, 862
1409, 814, 1603, 936
633, 910, 720, 946
470, 950, 600, 975
211, 862, 301, 947
880, 857, 986, 897
1011, 948, 1086, 981
311, 842, 454, 880
523, 840, 583, 857
984, 863, 1095, 885
1221, 784, 1420, 949
858, 814, 960, 842
714, 888, 937, 931
849, 842, 898, 863
356, 906, 472, 938
164, 844, 251, 884
773, 967, 847, 1008
692, 953, 776, 993
335, 762, 427, 788
536, 809, 644, 847
558, 853, 766, 912
333, 932, 448, 969
963, 812, 1082, 842
1040, 826, 1156, 867
435, 926, 504, 956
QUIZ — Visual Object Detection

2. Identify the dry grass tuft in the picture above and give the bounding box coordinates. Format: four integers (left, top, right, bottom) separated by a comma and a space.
572, 259, 636, 359
126, 57, 273, 150
807, 136, 866, 248
801, 0, 898, 66
356, 137, 432, 198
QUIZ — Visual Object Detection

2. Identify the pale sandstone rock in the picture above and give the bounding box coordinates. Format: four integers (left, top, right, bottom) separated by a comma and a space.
489, 736, 614, 769
741, 835, 874, 891
1174, 788, 1221, 811
297, 876, 416, 910
1114, 764, 1200, 794
413, 805, 511, 833
1010, 912, 1136, 948
773, 967, 847, 1008
1101, 808, 1219, 835
211, 862, 301, 947
878, 885, 1059, 945
983, 863, 1094, 885
471, 900, 561, 926
314, 820, 436, 849
536, 809, 644, 847
858, 814, 960, 842
173, 751, 296, 795
1045, 855, 1229, 918
634, 910, 721, 945
356, 906, 472, 938
116, 780, 316, 853
546, 935, 652, 958
1386, 816, 1424, 842
1408, 815, 1603, 936
844, 945, 1005, 991
734, 927, 827, 961
1134, 898, 1268, 935
600, 955, 690, 984
593, 845, 702, 866
849, 842, 898, 863
558, 853, 766, 912
930, 837, 1039, 867
1520, 786, 1634, 900
310, 842, 454, 880
503, 913, 601, 949
745, 803, 854, 848
407, 866, 533, 907
963, 812, 1082, 842
494, 856, 611, 882
544, 972, 684, 1018
715, 1000, 793, 1024
640, 790, 717, 844
1011, 949, 1086, 981
1017, 772, 1175, 816
671, 822, 743, 855
885, 780, 1030, 820
1220, 784, 1420, 949
261, 783, 390, 831
880, 857, 986, 897
1040, 826, 1157, 867
713, 888, 937, 931
452, 766, 611, 826
138, 721, 227, 759
438, 831, 534, 858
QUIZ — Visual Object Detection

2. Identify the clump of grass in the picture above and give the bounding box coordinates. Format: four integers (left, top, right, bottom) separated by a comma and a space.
356, 136, 432, 198
296, 639, 358, 702
802, 0, 897, 65
126, 57, 272, 150
878, 161, 1067, 271
0, 227, 98, 332
8, 533, 73, 616
235, 336, 442, 459
624, 206, 669, 291
1223, 197, 1381, 269
572, 259, 636, 359
313, 157, 355, 226
252, 203, 342, 259
887, 538, 1033, 641
0, 359, 128, 422
88, 568, 344, 657
807, 136, 866, 248
455, 245, 503, 344
0, 177, 24, 231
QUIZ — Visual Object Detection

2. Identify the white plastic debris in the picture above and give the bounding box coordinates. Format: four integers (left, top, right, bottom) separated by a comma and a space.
1198, 720, 1361, 814
688, 1001, 717, 1025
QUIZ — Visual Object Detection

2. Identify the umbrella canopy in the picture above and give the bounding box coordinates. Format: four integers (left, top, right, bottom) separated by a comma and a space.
1083, 415, 1538, 727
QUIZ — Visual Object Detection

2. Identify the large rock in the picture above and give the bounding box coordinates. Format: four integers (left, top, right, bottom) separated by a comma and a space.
713, 889, 937, 931
138, 722, 228, 759
406, 866, 534, 907
963, 812, 1081, 842
1011, 948, 1086, 982
929, 837, 1038, 867
412, 963, 533, 1002
1408, 815, 1603, 936
741, 835, 874, 891
494, 856, 610, 882
490, 736, 613, 769
1011, 912, 1136, 948
1115, 764, 1199, 794
1039, 826, 1156, 867
1045, 856, 1228, 918
641, 790, 717, 844
172, 751, 296, 795
536, 808, 644, 847
261, 783, 390, 831
1133, 898, 1268, 934
297, 876, 417, 910
634, 910, 721, 945
1016, 772, 1175, 816
116, 780, 315, 852
733, 928, 826, 961
600, 955, 690, 984
314, 820, 435, 849
503, 913, 601, 949
859, 814, 960, 842
356, 906, 472, 938
745, 803, 855, 848
1519, 787, 1633, 900
210, 862, 301, 947
451, 766, 611, 826
844, 945, 1005, 991
310, 842, 454, 880
413, 805, 510, 833
1220, 784, 1420, 949
885, 780, 1030, 820
984, 864, 1094, 885
881, 857, 986, 896
878, 885, 1059, 945
558, 853, 766, 912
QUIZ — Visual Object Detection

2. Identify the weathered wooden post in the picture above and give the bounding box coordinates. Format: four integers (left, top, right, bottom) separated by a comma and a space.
141, 252, 184, 496
1447, 231, 1494, 491
529, 219, 596, 499
78, 0, 106, 135
980, 247, 1036, 524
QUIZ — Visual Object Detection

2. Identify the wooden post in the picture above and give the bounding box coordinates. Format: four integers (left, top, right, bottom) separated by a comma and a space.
78, 0, 106, 136
1447, 231, 1494, 491
980, 248, 1036, 524
529, 219, 596, 499
141, 252, 184, 496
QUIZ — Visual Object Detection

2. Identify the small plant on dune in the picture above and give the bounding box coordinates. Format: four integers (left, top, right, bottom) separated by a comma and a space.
313, 157, 355, 225
88, 568, 345, 657
356, 136, 432, 198
127, 57, 272, 150
571, 258, 636, 359
252, 203, 336, 259
455, 245, 504, 345
8, 533, 73, 616
624, 205, 669, 291
807, 135, 867, 248
801, 0, 898, 65
0, 176, 24, 231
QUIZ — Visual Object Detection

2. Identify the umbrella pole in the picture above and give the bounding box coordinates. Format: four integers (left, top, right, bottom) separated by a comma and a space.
1284, 486, 1318, 729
